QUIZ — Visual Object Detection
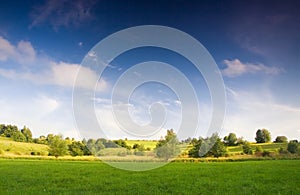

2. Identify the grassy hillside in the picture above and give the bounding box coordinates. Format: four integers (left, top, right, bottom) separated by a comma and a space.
0, 159, 299, 194
0, 137, 49, 156
227, 142, 288, 154
125, 140, 158, 149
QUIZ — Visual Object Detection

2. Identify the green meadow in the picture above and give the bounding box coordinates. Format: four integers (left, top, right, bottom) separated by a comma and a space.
0, 159, 299, 194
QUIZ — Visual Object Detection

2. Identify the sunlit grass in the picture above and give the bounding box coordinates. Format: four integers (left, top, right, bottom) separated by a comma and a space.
0, 159, 299, 194
0, 137, 49, 156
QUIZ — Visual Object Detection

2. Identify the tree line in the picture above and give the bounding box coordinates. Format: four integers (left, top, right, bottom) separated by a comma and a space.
0, 124, 299, 159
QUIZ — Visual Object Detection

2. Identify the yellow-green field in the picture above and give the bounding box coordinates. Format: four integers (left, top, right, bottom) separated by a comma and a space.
0, 137, 49, 156
227, 142, 288, 154
125, 140, 158, 149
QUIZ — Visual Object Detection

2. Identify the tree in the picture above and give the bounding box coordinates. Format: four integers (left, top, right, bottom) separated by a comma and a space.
287, 141, 298, 154
189, 134, 227, 158
133, 144, 146, 156
242, 142, 253, 154
255, 129, 271, 143
21, 126, 32, 142
12, 131, 26, 142
223, 133, 237, 146
2, 125, 18, 137
210, 137, 227, 157
0, 124, 5, 135
48, 135, 68, 158
274, 136, 288, 143
155, 129, 180, 160
114, 139, 131, 149
68, 141, 85, 156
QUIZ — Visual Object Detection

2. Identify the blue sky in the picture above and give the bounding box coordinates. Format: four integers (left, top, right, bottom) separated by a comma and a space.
0, 0, 299, 141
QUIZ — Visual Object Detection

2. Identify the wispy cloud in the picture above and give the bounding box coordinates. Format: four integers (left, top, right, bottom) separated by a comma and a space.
222, 59, 283, 77
29, 0, 97, 30
223, 87, 300, 141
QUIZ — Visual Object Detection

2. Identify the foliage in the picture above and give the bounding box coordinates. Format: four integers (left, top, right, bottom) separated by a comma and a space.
287, 141, 298, 154
1, 124, 18, 138
255, 146, 263, 153
274, 136, 288, 143
155, 129, 180, 160
0, 136, 49, 155
48, 135, 68, 158
68, 141, 86, 156
133, 143, 146, 156
242, 142, 253, 154
223, 133, 237, 146
189, 133, 227, 158
255, 129, 271, 143
114, 139, 131, 149
21, 126, 33, 142
12, 131, 27, 142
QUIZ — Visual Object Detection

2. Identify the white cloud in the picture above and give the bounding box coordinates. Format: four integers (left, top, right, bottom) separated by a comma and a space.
0, 36, 36, 64
0, 62, 107, 91
222, 59, 282, 77
0, 35, 107, 91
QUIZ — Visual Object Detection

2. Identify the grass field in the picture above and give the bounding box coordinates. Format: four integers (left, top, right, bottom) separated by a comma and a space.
0, 137, 49, 156
227, 142, 288, 154
125, 140, 158, 149
0, 159, 299, 194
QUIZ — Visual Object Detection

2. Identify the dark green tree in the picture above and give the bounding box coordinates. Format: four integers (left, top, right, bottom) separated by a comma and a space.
223, 133, 238, 146
155, 129, 180, 160
274, 136, 288, 143
255, 129, 271, 143
287, 141, 298, 154
210, 137, 227, 157
0, 124, 5, 135
2, 125, 18, 137
114, 139, 131, 149
68, 141, 85, 156
189, 134, 227, 158
48, 135, 68, 158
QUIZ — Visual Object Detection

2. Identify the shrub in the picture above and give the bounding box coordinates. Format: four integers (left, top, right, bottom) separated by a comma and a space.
274, 136, 288, 143
255, 146, 263, 153
262, 150, 271, 157
134, 151, 145, 156
287, 141, 298, 154
242, 142, 253, 155
278, 147, 289, 154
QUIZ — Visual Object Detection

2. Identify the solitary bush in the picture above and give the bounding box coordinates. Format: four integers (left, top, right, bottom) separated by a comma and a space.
274, 136, 288, 143
287, 141, 298, 154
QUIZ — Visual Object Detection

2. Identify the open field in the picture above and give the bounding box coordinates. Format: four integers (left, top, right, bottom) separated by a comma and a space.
0, 137, 49, 156
125, 140, 158, 149
227, 142, 288, 154
0, 159, 299, 194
